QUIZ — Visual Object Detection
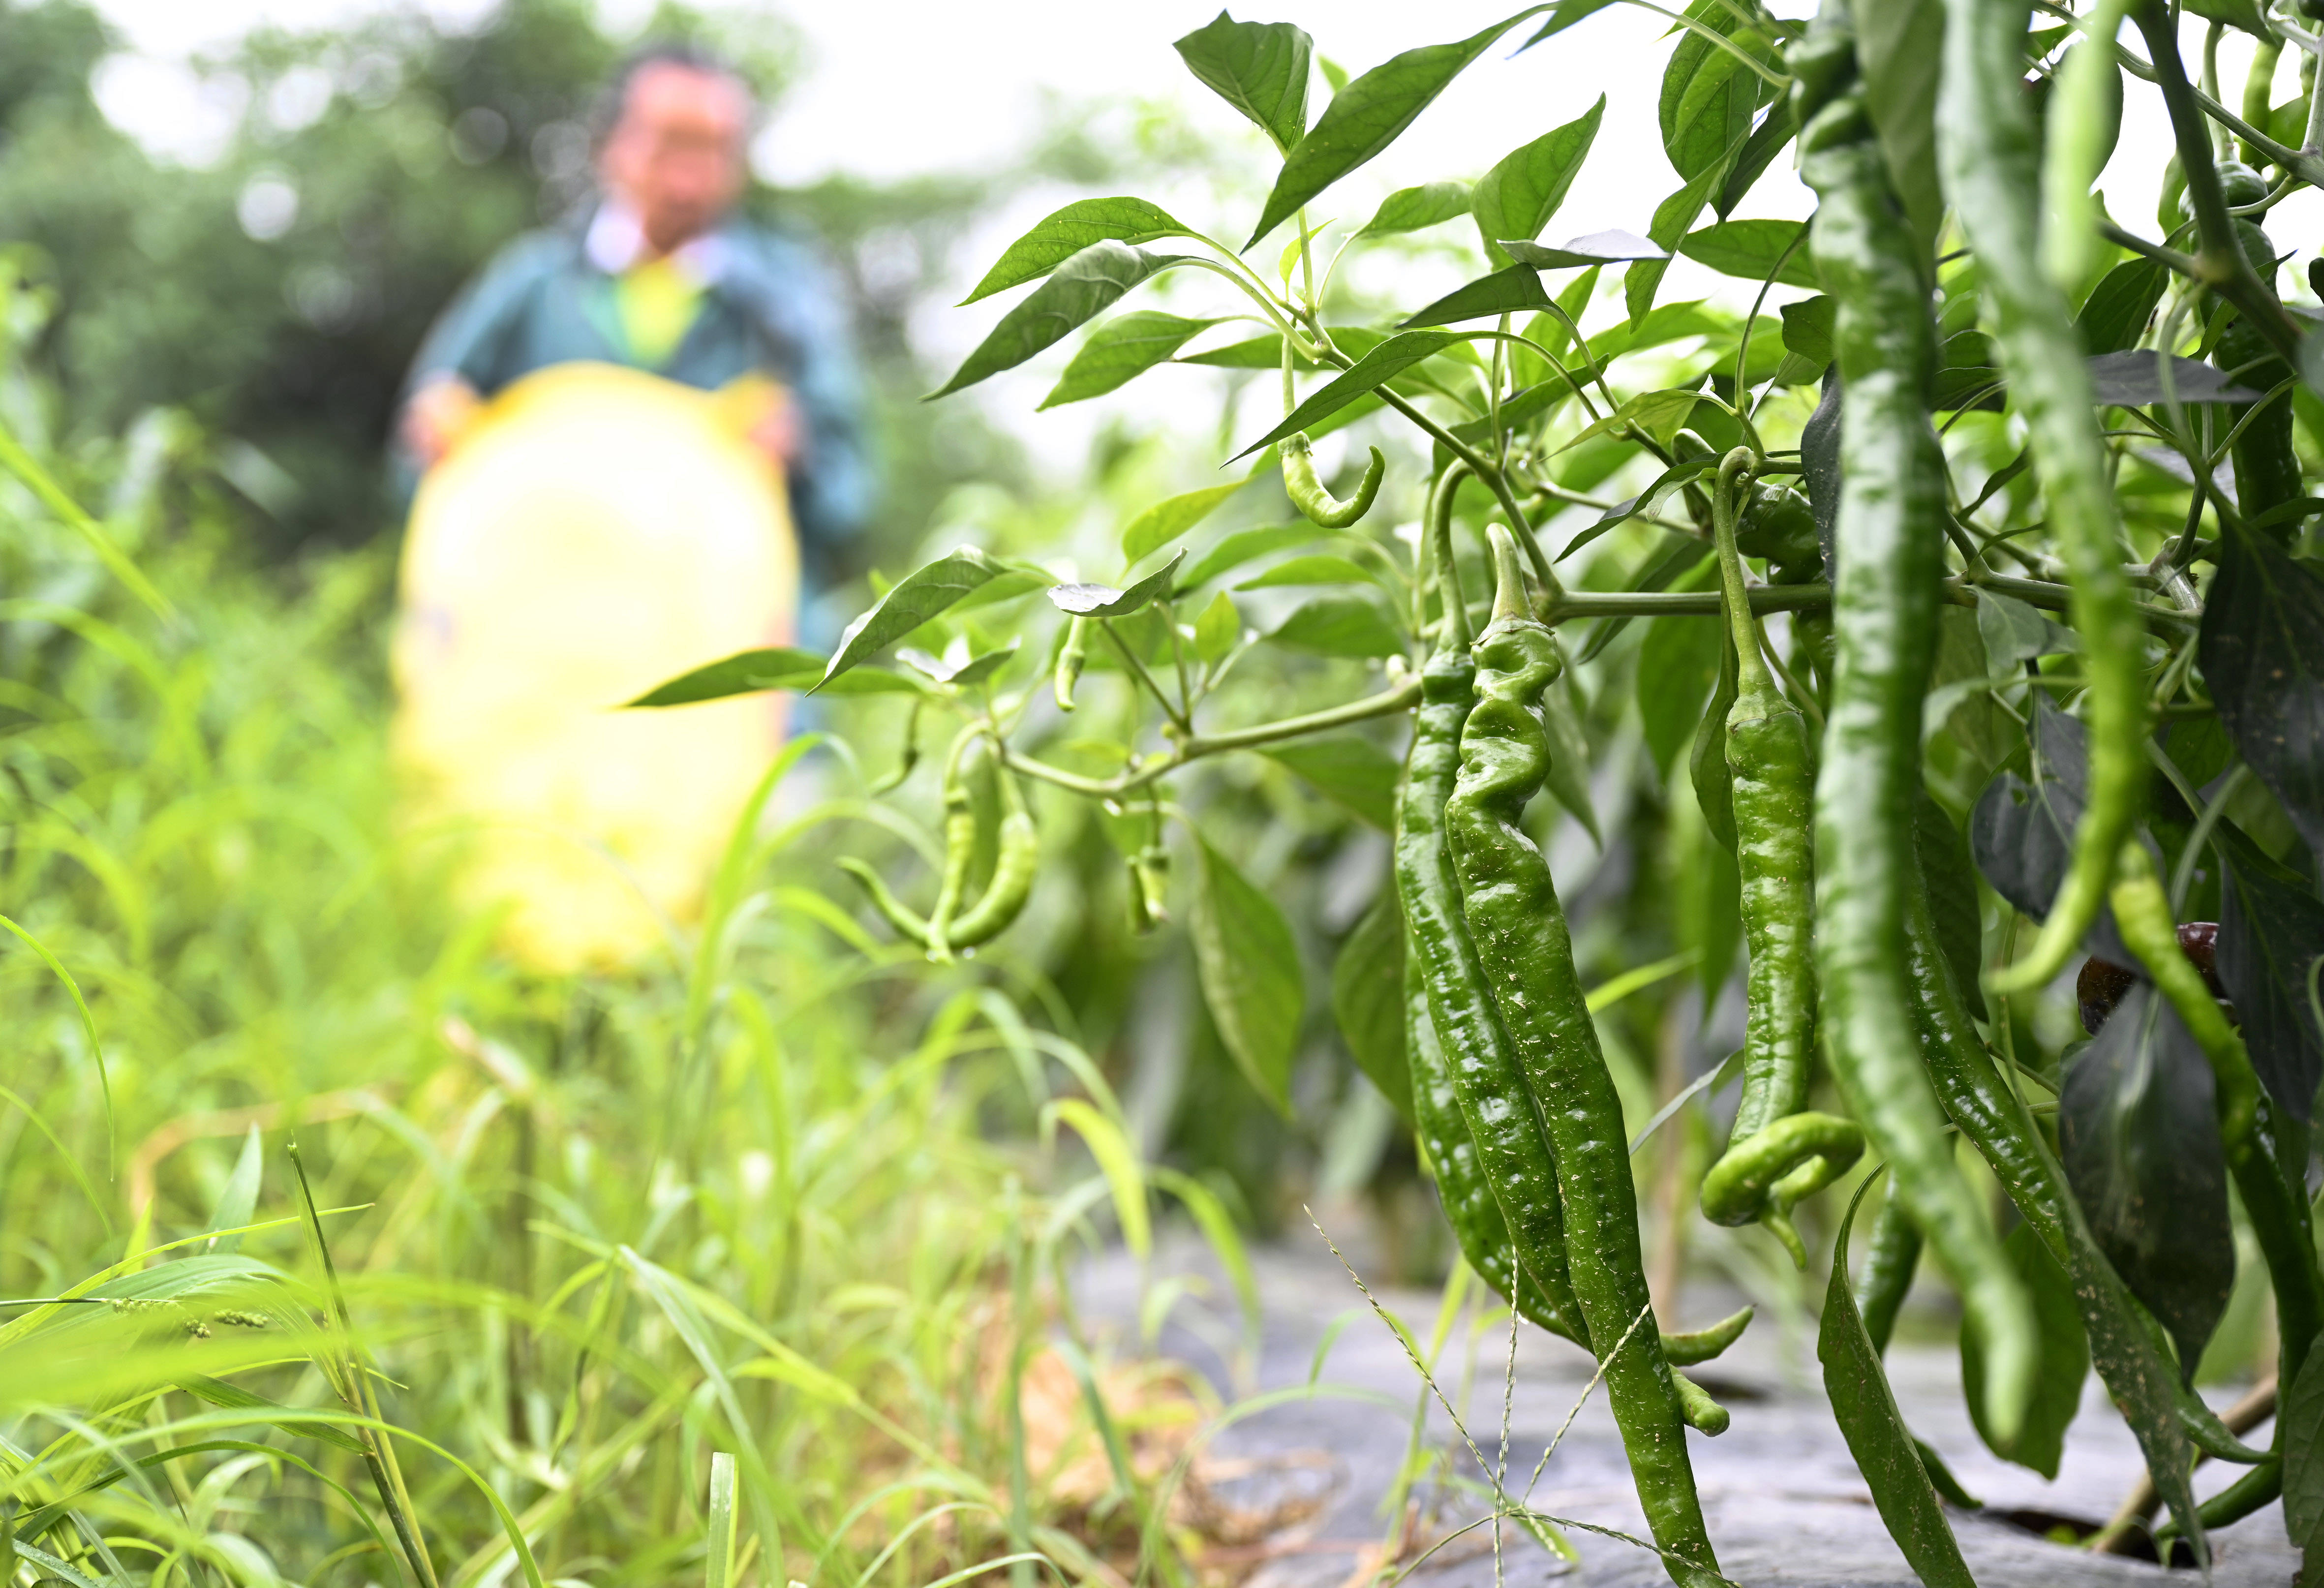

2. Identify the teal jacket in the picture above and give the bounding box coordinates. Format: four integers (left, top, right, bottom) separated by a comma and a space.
403, 210, 869, 583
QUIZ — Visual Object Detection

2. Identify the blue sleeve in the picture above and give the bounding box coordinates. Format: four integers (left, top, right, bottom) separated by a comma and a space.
404, 232, 567, 399
722, 229, 873, 572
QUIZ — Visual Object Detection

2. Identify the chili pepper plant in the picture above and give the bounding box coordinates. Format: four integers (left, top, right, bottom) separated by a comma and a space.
647, 2, 2324, 1579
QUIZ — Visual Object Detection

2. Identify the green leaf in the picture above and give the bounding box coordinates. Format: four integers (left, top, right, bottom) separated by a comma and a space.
1637, 561, 1723, 776
1260, 735, 1400, 829
818, 550, 1011, 689
1361, 180, 1472, 236
1193, 590, 1241, 663
1267, 594, 1404, 658
2059, 984, 2235, 1378
1678, 219, 1814, 288
1236, 553, 1374, 590
1691, 629, 1740, 852
1173, 11, 1313, 153
1472, 97, 1604, 265
1540, 673, 1600, 844
629, 646, 828, 707
934, 242, 1194, 398
1659, 0, 1771, 183
1575, 534, 1712, 665
1553, 386, 1703, 456
1820, 1179, 1978, 1588
1780, 294, 1836, 368
1520, 0, 1619, 46
1190, 833, 1304, 1113
1849, 0, 1945, 259
897, 638, 1021, 686
177, 1376, 369, 1453
1400, 265, 1554, 329
1181, 524, 1319, 590
1625, 149, 1737, 326
1041, 313, 1224, 408
1332, 891, 1411, 1125
1914, 793, 1989, 1021
206, 1127, 264, 1257
1959, 1223, 2088, 1478
2286, 1343, 2324, 1561
1047, 551, 1188, 619
2085, 350, 2262, 406
1049, 1098, 1151, 1259
1230, 331, 1465, 458
1717, 99, 1797, 218
1246, 7, 1551, 247
1501, 229, 1667, 269
2181, 0, 2268, 35
2216, 840, 2324, 1119
2200, 526, 2324, 858
2074, 257, 2169, 356
1123, 478, 1252, 562
960, 198, 1196, 305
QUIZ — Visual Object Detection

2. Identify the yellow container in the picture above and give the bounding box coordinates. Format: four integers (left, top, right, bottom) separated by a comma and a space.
393, 363, 797, 972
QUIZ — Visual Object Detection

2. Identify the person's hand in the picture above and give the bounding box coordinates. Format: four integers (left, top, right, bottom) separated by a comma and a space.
401, 376, 483, 469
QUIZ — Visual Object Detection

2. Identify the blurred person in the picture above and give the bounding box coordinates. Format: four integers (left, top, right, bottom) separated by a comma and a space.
392, 44, 865, 973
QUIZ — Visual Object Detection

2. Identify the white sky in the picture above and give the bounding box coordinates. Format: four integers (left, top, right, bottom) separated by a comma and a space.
86, 0, 2320, 481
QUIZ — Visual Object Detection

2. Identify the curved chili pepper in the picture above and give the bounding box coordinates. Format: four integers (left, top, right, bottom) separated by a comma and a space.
1448, 524, 1721, 1587
839, 749, 1039, 957
1803, 82, 2038, 1447
924, 726, 984, 956
1394, 499, 1592, 1350
1698, 447, 1862, 1251
1855, 1196, 1922, 1357
1282, 432, 1385, 528
1054, 615, 1091, 712
1940, 0, 2146, 994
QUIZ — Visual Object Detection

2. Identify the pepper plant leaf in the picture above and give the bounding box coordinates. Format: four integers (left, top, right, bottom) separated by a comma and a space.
2286, 1343, 2324, 1562
1192, 590, 1241, 663
2075, 257, 2169, 355
1190, 833, 1303, 1114
2057, 984, 2235, 1380
2214, 826, 2324, 1120
1179, 523, 1320, 589
628, 646, 828, 706
1400, 265, 1554, 328
1969, 693, 2131, 961
1246, 7, 1551, 247
818, 549, 1014, 689
1235, 553, 1375, 590
1047, 550, 1188, 618
1849, 0, 1945, 258
934, 242, 1195, 397
1121, 479, 1253, 563
1261, 735, 1401, 830
1678, 219, 1815, 288
1958, 1222, 2088, 1478
1041, 313, 1225, 408
1331, 890, 1411, 1124
1520, 0, 1618, 46
2199, 523, 2324, 858
2085, 351, 2265, 406
1658, 0, 1772, 183
1266, 594, 1405, 658
1471, 96, 1604, 266
1360, 180, 1472, 236
1173, 12, 1313, 153
960, 199, 1196, 305
1230, 331, 1465, 458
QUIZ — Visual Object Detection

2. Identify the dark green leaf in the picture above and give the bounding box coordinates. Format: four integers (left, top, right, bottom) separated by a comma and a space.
2075, 258, 2167, 356
2285, 1343, 2324, 1561
1915, 792, 1989, 1020
1637, 558, 1722, 776
1247, 7, 1551, 247
2181, 0, 2268, 33
1575, 535, 1712, 665
1556, 458, 1715, 563
2086, 351, 2264, 406
1041, 313, 1224, 408
1472, 97, 1604, 265
1659, 2, 1772, 183
1678, 219, 1814, 288
628, 646, 827, 707
1231, 331, 1465, 458
1123, 479, 1253, 562
1262, 735, 1401, 829
1362, 180, 1472, 236
819, 550, 1010, 689
1236, 554, 1374, 590
1851, 0, 1945, 258
1820, 1179, 1978, 1588
1181, 523, 1320, 589
1332, 891, 1411, 1125
1959, 1223, 2088, 1478
1691, 625, 1741, 851
960, 198, 1195, 305
2200, 524, 2324, 857
1173, 11, 1313, 153
1503, 230, 1667, 270
1047, 550, 1188, 618
2059, 985, 2234, 1379
1975, 588, 2078, 665
934, 243, 1193, 398
1267, 594, 1405, 658
1400, 265, 1553, 329
2215, 836, 2324, 1120
1915, 1439, 1985, 1509
1177, 335, 1324, 370
1190, 832, 1304, 1114
1554, 387, 1703, 455
1779, 296, 1836, 368
1716, 100, 1797, 218
1801, 371, 1841, 566
1625, 145, 1737, 327
1934, 330, 2006, 413
1520, 0, 1618, 46
1541, 674, 1601, 844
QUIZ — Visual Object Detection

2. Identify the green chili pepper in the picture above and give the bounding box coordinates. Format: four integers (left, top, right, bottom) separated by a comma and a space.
1855, 1196, 1921, 1357
1448, 524, 1721, 1588
840, 745, 1039, 957
1941, 0, 2147, 995
2108, 844, 2322, 1394
2199, 167, 2300, 541
1054, 615, 1091, 712
1670, 1370, 1730, 1437
1281, 432, 1385, 528
1804, 82, 2038, 1447
1698, 448, 1862, 1252
1394, 502, 1592, 1351
924, 726, 983, 957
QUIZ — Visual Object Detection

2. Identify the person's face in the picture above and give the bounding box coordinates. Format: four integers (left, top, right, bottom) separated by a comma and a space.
599, 63, 750, 253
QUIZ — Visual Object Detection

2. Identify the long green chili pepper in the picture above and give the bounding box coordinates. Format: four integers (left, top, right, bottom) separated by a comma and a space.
1940, 0, 2146, 995
840, 746, 1040, 957
1804, 79, 2039, 1447
1855, 1196, 1922, 1357
2108, 844, 2323, 1393
1697, 447, 1862, 1252
1449, 524, 1721, 1588
1282, 432, 1384, 528
1394, 506, 1592, 1351
1053, 616, 1091, 712
924, 726, 983, 955
2202, 165, 2299, 541
1410, 925, 1753, 1373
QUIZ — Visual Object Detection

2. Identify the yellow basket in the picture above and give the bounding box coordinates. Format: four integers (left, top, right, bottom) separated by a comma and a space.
392, 363, 798, 973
